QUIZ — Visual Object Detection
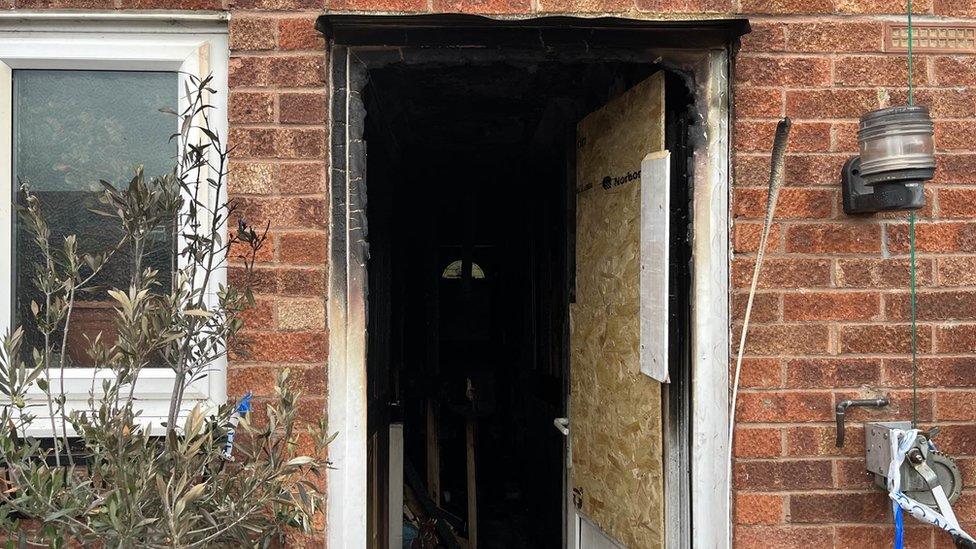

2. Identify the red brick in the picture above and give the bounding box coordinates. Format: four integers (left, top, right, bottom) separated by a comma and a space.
278, 267, 327, 296
936, 324, 976, 353
736, 391, 834, 422
235, 266, 327, 297
736, 56, 832, 87
887, 222, 976, 253
734, 427, 783, 458
786, 89, 883, 119
832, 121, 860, 153
732, 153, 844, 188
837, 258, 933, 288
786, 155, 849, 187
278, 17, 325, 50
937, 121, 976, 152
786, 425, 865, 457
230, 266, 278, 295
237, 197, 327, 229
238, 299, 275, 330
733, 188, 834, 219
229, 161, 276, 195
835, 55, 928, 87
914, 88, 976, 119
636, 0, 731, 10
230, 0, 321, 9
739, 23, 787, 53
736, 121, 832, 153
540, 0, 630, 12
430, 0, 531, 13
734, 526, 832, 549
324, 0, 428, 9
731, 258, 833, 289
785, 223, 881, 254
119, 0, 221, 6
279, 232, 328, 265
935, 424, 976, 456
840, 323, 933, 354
732, 222, 783, 254
833, 459, 876, 489
229, 127, 276, 158
279, 163, 326, 194
790, 492, 889, 523
230, 16, 276, 51
733, 291, 781, 324
280, 93, 326, 124
736, 357, 783, 388
230, 56, 325, 89
228, 364, 325, 396
939, 188, 976, 218
836, 0, 933, 12
733, 155, 774, 187
15, 0, 112, 6
936, 391, 976, 421
229, 92, 275, 124
835, 525, 933, 548
886, 291, 976, 321
884, 357, 976, 388
939, 257, 976, 286
957, 457, 976, 486
783, 291, 881, 321
935, 0, 976, 15
229, 56, 271, 88
735, 493, 783, 525
740, 0, 831, 13
785, 358, 882, 387
785, 22, 886, 52
232, 331, 328, 363
229, 128, 325, 159
734, 87, 784, 119
735, 324, 830, 356
935, 56, 976, 86
734, 459, 833, 489
279, 129, 326, 158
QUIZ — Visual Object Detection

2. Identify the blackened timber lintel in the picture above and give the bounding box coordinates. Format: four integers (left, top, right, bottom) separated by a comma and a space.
315, 14, 750, 49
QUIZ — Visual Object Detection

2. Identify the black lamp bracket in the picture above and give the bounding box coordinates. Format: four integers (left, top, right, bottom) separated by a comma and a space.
842, 157, 926, 214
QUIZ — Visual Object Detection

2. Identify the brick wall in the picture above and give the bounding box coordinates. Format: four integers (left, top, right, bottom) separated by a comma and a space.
732, 11, 976, 549
6, 0, 976, 546
224, 9, 331, 547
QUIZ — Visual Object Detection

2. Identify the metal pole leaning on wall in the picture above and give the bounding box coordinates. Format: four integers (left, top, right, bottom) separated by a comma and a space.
727, 117, 792, 534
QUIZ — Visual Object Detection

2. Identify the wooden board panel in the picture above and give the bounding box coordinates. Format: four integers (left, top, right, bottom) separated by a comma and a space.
571, 71, 666, 549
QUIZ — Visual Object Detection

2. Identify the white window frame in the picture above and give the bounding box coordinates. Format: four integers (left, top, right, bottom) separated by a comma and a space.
0, 13, 229, 437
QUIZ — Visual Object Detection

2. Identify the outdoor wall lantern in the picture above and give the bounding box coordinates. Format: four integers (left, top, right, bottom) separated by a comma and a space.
842, 105, 936, 214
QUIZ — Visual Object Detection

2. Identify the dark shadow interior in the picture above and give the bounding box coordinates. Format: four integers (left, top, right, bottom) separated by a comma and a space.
363, 54, 692, 548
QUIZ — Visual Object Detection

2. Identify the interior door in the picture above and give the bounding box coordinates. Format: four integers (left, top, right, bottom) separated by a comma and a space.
570, 71, 668, 549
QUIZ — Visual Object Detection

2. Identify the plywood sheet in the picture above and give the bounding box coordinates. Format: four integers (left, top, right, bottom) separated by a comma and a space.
571, 72, 665, 549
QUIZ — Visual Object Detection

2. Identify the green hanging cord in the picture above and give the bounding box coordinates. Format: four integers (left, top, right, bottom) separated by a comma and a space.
908, 0, 915, 105
907, 0, 920, 428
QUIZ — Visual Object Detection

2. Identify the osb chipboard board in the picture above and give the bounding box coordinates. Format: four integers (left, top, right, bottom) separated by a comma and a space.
571, 71, 665, 549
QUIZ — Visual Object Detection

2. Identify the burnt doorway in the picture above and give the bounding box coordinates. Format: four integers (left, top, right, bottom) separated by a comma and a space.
361, 54, 692, 548
321, 14, 747, 549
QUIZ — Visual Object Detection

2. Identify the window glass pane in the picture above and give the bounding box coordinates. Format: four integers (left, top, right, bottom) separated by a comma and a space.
12, 70, 177, 366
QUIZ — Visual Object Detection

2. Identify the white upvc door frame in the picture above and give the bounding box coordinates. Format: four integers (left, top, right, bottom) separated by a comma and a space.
326, 35, 732, 549
0, 13, 230, 436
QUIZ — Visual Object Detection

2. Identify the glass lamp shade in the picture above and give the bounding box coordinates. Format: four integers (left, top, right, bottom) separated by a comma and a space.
857, 105, 935, 185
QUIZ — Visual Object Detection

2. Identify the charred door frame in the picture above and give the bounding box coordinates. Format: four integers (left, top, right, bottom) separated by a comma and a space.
319, 14, 747, 549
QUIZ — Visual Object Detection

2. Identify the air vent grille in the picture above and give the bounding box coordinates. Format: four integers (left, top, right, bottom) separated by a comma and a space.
886, 23, 976, 53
